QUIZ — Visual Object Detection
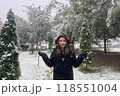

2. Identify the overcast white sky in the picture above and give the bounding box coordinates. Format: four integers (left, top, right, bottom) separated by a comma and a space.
0, 0, 69, 22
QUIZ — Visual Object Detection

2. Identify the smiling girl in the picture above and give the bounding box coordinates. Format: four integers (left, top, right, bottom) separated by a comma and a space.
38, 34, 87, 80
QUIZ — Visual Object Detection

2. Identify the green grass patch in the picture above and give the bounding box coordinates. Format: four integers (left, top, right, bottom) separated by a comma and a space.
29, 52, 36, 55
92, 62, 105, 67
47, 50, 52, 53
45, 70, 50, 73
112, 66, 120, 72
78, 67, 97, 74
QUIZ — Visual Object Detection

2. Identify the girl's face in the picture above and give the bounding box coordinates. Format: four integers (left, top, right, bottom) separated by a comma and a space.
58, 37, 67, 48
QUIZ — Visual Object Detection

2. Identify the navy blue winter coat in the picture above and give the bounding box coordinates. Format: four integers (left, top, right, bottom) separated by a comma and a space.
38, 48, 87, 80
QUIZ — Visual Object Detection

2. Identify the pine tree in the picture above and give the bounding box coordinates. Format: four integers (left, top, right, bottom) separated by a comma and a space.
0, 9, 20, 80
80, 18, 92, 69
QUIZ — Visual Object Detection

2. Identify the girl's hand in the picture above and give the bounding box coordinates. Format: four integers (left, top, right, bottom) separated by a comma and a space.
81, 51, 88, 57
38, 52, 45, 56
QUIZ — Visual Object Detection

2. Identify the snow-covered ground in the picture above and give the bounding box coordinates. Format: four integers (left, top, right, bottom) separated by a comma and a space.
19, 51, 120, 80
108, 48, 120, 52
95, 47, 120, 52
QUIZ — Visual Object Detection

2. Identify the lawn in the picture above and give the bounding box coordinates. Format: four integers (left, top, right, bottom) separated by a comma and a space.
92, 50, 120, 72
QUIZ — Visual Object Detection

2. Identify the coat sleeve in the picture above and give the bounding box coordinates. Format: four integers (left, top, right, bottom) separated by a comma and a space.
72, 52, 86, 68
40, 51, 55, 67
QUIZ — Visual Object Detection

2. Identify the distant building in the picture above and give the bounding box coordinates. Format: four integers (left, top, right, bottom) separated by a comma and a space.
110, 37, 120, 48
74, 41, 80, 49
40, 40, 49, 49
93, 37, 120, 48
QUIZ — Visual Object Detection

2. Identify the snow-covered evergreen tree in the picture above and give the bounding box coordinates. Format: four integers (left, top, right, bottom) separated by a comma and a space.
80, 18, 92, 69
0, 9, 20, 80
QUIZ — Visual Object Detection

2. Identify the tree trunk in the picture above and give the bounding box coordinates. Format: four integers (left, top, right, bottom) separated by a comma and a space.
36, 41, 38, 51
31, 45, 34, 54
70, 37, 75, 50
85, 63, 87, 70
104, 38, 107, 53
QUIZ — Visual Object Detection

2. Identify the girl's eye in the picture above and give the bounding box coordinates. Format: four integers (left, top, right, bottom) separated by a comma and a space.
59, 40, 62, 42
59, 39, 66, 42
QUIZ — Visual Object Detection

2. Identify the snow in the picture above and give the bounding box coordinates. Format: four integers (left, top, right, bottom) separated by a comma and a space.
109, 48, 120, 52
0, 41, 4, 45
1, 51, 12, 61
19, 51, 53, 80
2, 53, 12, 57
8, 43, 12, 47
19, 51, 120, 80
4, 25, 9, 29
74, 66, 120, 80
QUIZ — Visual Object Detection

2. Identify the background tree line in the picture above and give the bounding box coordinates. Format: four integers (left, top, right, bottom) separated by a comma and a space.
1, 0, 119, 53
52, 0, 120, 53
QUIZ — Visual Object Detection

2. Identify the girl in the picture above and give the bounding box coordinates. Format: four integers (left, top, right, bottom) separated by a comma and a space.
38, 34, 87, 80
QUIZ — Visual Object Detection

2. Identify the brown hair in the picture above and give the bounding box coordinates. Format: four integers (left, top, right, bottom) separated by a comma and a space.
56, 43, 70, 55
